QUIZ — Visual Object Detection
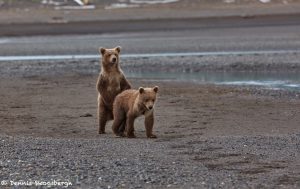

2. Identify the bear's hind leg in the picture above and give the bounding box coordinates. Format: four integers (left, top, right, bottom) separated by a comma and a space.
126, 115, 136, 138
118, 119, 126, 136
98, 100, 108, 134
112, 109, 126, 137
99, 111, 108, 134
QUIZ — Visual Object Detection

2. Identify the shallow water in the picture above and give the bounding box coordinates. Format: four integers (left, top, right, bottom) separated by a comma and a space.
126, 71, 300, 91
0, 52, 299, 91
0, 50, 299, 61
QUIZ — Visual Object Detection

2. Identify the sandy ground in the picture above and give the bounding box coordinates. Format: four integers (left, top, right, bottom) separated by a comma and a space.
0, 75, 300, 138
1, 74, 300, 139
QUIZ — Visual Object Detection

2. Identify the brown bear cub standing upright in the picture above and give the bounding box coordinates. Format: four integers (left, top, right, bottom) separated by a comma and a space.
96, 46, 131, 134
112, 86, 159, 138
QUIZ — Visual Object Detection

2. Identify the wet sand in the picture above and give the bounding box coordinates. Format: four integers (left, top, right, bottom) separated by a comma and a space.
1, 74, 299, 138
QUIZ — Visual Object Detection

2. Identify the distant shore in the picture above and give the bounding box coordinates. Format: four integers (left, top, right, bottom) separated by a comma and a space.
1, 0, 300, 25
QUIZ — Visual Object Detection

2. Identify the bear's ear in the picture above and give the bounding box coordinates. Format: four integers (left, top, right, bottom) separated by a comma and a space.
115, 46, 121, 53
139, 87, 144, 94
153, 86, 159, 93
99, 47, 106, 55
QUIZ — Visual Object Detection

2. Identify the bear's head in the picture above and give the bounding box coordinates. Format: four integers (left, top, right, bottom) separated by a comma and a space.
99, 46, 121, 70
138, 86, 159, 111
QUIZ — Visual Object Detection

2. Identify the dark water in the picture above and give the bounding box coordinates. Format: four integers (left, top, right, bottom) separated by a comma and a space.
126, 71, 300, 91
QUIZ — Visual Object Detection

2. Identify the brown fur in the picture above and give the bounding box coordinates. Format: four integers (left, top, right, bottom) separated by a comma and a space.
112, 86, 159, 138
96, 46, 131, 134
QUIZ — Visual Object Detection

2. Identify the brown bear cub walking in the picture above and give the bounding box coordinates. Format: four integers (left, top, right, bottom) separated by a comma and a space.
112, 86, 159, 138
96, 46, 131, 134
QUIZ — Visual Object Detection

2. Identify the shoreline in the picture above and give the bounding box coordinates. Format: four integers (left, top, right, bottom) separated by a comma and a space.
1, 53, 300, 77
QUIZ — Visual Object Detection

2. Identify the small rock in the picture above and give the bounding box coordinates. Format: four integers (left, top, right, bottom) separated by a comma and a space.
80, 113, 93, 117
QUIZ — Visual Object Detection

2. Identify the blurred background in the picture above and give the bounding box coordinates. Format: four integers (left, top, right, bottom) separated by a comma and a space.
0, 0, 300, 90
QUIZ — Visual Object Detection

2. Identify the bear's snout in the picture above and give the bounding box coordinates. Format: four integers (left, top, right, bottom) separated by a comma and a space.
109, 54, 118, 64
148, 105, 153, 110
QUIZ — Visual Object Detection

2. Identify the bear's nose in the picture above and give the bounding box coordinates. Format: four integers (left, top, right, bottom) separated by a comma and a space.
148, 106, 153, 110
112, 57, 117, 63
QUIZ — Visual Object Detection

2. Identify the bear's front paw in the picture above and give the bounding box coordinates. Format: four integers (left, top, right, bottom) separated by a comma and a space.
98, 130, 106, 134
147, 134, 157, 138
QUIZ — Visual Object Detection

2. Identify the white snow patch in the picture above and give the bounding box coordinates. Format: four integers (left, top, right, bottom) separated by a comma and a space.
73, 0, 84, 6
283, 0, 288, 4
130, 0, 179, 4
105, 0, 179, 9
105, 3, 139, 9
259, 0, 271, 3
224, 0, 235, 3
